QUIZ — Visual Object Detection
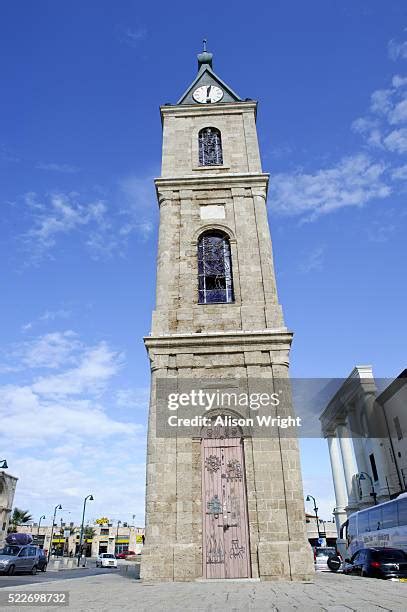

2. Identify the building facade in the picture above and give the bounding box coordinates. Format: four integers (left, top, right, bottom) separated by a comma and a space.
0, 471, 17, 546
16, 523, 145, 557
141, 48, 313, 582
320, 366, 407, 533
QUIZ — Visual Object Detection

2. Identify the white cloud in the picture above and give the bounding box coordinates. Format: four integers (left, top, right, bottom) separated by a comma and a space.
388, 98, 407, 124
21, 309, 71, 333
116, 388, 150, 410
0, 387, 139, 443
351, 117, 383, 147
391, 163, 407, 180
18, 331, 81, 370
116, 25, 147, 47
353, 71, 407, 153
36, 162, 79, 173
388, 38, 407, 61
20, 178, 156, 264
23, 192, 108, 262
370, 88, 393, 115
0, 331, 146, 521
383, 128, 407, 153
393, 75, 407, 88
32, 341, 122, 396
270, 154, 391, 219
299, 247, 324, 273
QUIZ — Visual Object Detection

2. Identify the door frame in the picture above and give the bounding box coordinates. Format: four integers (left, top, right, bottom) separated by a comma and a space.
201, 432, 251, 579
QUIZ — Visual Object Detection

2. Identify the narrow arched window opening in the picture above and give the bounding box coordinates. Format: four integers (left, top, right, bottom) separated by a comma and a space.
199, 127, 223, 166
198, 231, 234, 304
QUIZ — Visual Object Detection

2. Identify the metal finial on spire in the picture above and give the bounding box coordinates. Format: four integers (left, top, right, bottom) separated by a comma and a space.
197, 39, 213, 71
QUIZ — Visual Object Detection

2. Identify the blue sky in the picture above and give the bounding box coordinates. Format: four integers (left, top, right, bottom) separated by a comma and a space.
0, 1, 406, 526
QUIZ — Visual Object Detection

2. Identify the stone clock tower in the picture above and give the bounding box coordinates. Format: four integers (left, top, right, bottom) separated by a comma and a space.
141, 47, 313, 582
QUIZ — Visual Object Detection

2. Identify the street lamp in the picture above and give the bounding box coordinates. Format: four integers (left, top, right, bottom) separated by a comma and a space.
77, 495, 94, 566
306, 494, 321, 539
37, 515, 46, 538
116, 520, 122, 555
0, 459, 8, 469
357, 472, 377, 505
47, 505, 62, 562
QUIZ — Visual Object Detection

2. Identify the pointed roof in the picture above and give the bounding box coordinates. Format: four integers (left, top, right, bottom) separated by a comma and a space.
177, 43, 242, 105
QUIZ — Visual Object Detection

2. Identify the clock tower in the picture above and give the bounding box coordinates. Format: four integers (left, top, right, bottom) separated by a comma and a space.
141, 46, 314, 582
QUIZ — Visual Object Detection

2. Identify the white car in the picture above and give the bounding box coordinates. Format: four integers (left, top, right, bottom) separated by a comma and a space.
96, 553, 117, 568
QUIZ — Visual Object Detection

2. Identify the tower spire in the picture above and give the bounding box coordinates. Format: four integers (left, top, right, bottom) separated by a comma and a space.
197, 39, 213, 70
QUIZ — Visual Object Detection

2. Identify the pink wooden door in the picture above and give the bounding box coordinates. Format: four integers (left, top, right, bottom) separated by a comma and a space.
202, 435, 250, 579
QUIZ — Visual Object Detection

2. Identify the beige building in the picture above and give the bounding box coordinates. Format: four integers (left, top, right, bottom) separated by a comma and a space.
141, 47, 314, 581
320, 366, 407, 533
0, 470, 18, 545
16, 523, 144, 557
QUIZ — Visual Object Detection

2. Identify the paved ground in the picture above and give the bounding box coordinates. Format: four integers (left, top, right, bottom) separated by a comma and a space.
0, 571, 406, 611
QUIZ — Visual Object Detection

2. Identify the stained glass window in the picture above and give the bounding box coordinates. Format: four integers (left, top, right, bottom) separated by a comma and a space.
198, 127, 223, 166
198, 232, 234, 304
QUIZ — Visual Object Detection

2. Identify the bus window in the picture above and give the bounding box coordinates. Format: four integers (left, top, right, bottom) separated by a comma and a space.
358, 511, 369, 533
368, 507, 383, 531
381, 502, 397, 529
348, 514, 357, 539
397, 497, 407, 526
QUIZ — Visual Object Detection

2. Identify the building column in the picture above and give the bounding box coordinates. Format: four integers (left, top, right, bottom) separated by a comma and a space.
326, 434, 348, 535
336, 422, 359, 511
347, 407, 371, 507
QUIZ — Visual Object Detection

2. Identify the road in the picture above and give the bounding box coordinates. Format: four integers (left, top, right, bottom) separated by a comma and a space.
0, 565, 118, 589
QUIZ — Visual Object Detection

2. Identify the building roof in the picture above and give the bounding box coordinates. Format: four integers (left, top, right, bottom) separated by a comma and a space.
176, 45, 242, 105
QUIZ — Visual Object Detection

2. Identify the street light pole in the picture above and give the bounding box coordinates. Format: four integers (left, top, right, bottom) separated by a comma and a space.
77, 494, 94, 567
306, 494, 321, 539
47, 505, 62, 562
357, 471, 377, 505
37, 515, 45, 539
115, 520, 122, 555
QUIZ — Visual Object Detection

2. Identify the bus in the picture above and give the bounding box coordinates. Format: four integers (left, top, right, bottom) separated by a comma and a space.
338, 492, 407, 560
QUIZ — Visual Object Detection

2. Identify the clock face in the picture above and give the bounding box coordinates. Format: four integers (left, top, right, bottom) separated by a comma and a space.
193, 85, 224, 104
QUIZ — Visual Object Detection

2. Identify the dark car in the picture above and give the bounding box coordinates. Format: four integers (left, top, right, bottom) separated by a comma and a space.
37, 549, 48, 572
343, 547, 407, 580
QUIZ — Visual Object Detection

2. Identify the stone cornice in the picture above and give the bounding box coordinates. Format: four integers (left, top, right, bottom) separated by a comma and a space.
155, 172, 269, 193
160, 101, 258, 122
144, 329, 292, 351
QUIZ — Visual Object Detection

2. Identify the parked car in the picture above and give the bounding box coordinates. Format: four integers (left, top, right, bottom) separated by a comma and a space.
37, 549, 48, 572
96, 553, 118, 568
0, 544, 46, 575
313, 547, 337, 571
116, 550, 136, 559
343, 547, 407, 580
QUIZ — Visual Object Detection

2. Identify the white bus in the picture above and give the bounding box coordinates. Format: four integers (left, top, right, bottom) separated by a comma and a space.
338, 492, 407, 560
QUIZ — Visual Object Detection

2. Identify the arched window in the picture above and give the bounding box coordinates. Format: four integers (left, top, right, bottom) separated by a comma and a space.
198, 231, 234, 304
198, 127, 223, 166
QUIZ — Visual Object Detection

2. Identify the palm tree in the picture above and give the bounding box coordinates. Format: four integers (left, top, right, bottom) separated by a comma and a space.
83, 526, 96, 540
8, 508, 33, 532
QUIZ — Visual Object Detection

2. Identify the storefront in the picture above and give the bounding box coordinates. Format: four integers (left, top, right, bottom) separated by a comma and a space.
115, 538, 129, 554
